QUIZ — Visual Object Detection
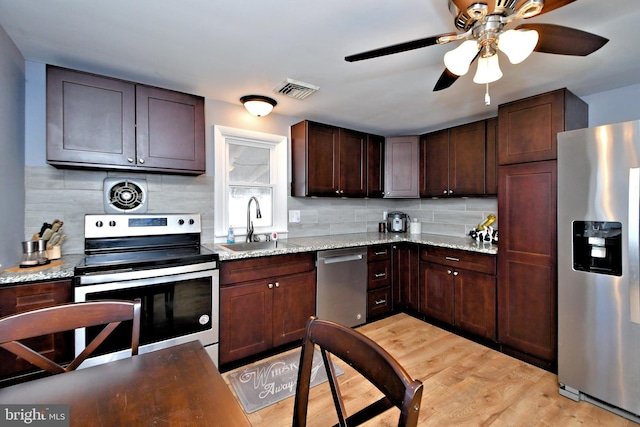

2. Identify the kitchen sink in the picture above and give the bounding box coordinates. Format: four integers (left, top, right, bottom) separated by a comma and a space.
220, 240, 299, 252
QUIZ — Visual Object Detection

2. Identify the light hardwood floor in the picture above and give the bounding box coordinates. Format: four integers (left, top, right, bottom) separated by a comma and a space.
224, 313, 636, 426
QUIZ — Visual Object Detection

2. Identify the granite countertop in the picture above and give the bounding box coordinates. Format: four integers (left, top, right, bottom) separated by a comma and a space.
209, 232, 497, 261
0, 233, 496, 286
0, 254, 83, 286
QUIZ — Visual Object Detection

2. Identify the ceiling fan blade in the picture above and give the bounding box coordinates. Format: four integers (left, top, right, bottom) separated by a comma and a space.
345, 33, 455, 62
433, 69, 460, 91
517, 23, 609, 56
529, 0, 576, 16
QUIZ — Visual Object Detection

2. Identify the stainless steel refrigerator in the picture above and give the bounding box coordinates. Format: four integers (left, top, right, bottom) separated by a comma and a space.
557, 119, 640, 421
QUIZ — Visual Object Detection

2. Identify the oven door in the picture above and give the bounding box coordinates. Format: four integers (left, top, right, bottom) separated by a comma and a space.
74, 267, 219, 368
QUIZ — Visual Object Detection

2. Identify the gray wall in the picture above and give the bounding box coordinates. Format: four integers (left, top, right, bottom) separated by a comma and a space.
22, 61, 497, 255
0, 25, 25, 269
16, 60, 640, 259
583, 83, 640, 127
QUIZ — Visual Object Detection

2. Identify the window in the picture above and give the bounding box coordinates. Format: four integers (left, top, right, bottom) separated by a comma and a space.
214, 126, 287, 240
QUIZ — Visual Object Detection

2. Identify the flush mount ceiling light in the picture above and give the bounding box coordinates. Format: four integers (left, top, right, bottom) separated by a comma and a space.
240, 95, 277, 117
345, 0, 609, 98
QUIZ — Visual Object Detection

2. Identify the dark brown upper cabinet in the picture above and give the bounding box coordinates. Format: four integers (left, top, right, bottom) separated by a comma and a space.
497, 88, 588, 165
485, 117, 498, 195
46, 65, 205, 175
367, 134, 385, 198
420, 119, 491, 197
291, 120, 383, 198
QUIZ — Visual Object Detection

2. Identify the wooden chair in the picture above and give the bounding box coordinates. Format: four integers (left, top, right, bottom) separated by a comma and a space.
293, 316, 423, 427
0, 299, 141, 375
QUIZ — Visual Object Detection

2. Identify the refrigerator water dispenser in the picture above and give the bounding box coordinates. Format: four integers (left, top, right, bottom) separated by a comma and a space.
572, 221, 622, 276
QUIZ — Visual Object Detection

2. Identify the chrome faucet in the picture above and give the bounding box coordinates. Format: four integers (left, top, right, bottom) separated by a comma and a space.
246, 196, 262, 243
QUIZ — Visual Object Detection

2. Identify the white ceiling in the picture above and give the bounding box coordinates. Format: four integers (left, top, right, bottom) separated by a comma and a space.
1, 0, 639, 136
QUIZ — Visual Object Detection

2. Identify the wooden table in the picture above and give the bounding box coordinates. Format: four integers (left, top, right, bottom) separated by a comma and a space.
0, 341, 251, 426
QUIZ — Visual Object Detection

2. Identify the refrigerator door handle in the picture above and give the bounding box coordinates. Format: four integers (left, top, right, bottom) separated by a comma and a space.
629, 167, 640, 324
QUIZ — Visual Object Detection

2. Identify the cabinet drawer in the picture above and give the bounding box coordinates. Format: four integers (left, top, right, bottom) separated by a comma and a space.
367, 287, 391, 318
367, 260, 390, 290
367, 245, 391, 261
220, 253, 315, 285
420, 246, 496, 275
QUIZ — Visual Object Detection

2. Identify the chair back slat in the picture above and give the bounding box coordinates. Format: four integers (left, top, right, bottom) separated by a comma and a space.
293, 316, 423, 427
0, 341, 66, 374
0, 299, 141, 376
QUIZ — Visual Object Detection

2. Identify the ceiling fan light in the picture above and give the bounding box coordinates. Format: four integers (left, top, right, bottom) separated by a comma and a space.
498, 29, 539, 64
443, 40, 478, 76
240, 95, 277, 117
473, 54, 503, 84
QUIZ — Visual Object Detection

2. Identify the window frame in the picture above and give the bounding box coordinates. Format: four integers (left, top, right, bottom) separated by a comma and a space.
214, 125, 288, 241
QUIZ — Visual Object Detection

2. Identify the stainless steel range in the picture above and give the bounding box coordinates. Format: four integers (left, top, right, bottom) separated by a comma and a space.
74, 213, 219, 368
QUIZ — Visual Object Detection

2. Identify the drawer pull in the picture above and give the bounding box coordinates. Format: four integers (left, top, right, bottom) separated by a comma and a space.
374, 299, 387, 305
374, 273, 386, 278
445, 256, 460, 262
374, 251, 388, 256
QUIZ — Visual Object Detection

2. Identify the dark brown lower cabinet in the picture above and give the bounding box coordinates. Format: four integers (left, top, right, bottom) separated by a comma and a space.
0, 280, 73, 385
392, 244, 420, 313
497, 160, 557, 371
367, 245, 392, 320
219, 253, 316, 366
420, 247, 497, 340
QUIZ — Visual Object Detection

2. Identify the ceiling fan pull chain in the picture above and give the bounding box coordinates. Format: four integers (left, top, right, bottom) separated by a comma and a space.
484, 83, 491, 106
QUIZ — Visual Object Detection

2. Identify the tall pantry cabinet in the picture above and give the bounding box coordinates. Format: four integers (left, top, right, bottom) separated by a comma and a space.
497, 88, 588, 371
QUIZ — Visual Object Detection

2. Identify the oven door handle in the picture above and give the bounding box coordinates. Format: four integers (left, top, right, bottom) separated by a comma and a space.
76, 261, 219, 286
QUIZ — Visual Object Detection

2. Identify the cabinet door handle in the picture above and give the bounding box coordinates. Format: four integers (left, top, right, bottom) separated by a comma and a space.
268, 283, 273, 289
442, 190, 448, 194
374, 273, 386, 278
275, 281, 280, 288
447, 269, 452, 275
138, 158, 145, 164
445, 256, 460, 262
449, 190, 453, 195
453, 271, 459, 276
375, 299, 387, 305
127, 157, 135, 163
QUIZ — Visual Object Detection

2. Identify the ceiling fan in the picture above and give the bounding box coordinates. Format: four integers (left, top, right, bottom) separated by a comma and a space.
345, 0, 609, 92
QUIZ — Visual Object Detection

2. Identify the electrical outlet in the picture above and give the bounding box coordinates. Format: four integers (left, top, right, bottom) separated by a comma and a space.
289, 210, 301, 223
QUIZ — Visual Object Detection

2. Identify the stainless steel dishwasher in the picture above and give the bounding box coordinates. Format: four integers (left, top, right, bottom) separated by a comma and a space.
316, 247, 367, 328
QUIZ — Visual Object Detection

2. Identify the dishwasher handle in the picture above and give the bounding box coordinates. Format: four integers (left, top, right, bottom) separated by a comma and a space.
319, 253, 364, 264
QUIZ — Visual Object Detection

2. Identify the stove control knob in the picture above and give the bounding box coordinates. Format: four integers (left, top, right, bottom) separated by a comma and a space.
109, 220, 116, 227
199, 314, 210, 325
178, 219, 185, 225
96, 221, 103, 228
189, 218, 195, 225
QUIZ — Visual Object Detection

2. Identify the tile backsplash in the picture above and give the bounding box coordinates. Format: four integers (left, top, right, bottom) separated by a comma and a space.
24, 166, 497, 255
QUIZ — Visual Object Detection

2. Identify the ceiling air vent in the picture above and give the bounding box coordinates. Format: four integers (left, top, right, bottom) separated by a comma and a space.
274, 78, 319, 100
